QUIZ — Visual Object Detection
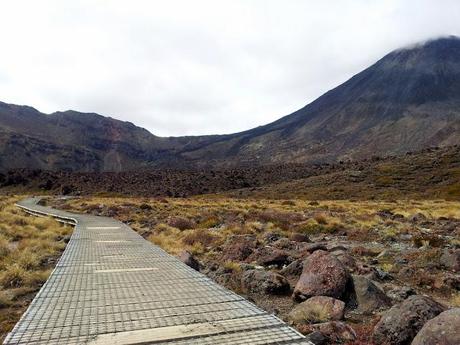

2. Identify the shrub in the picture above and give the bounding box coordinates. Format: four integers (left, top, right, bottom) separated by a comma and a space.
167, 216, 195, 230
412, 234, 445, 248
182, 229, 217, 247
313, 212, 328, 225
139, 203, 152, 211
0, 291, 12, 308
197, 216, 220, 229
254, 210, 304, 230
0, 236, 10, 258
0, 265, 28, 288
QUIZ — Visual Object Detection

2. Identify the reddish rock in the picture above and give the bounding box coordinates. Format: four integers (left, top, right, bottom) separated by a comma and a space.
280, 259, 304, 280
290, 233, 310, 243
247, 246, 290, 267
351, 275, 391, 314
440, 249, 460, 272
300, 321, 356, 343
288, 296, 345, 325
293, 250, 350, 301
272, 238, 297, 250
372, 295, 446, 345
332, 250, 358, 272
241, 269, 290, 295
222, 235, 257, 262
178, 251, 200, 271
302, 243, 328, 253
412, 308, 460, 345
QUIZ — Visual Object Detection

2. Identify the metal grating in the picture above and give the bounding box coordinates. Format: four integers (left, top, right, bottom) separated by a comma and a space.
3, 198, 312, 345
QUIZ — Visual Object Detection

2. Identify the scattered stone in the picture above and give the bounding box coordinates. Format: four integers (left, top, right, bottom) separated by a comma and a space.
412, 308, 460, 345
350, 275, 391, 314
410, 212, 427, 223
331, 251, 358, 272
302, 243, 328, 253
178, 251, 200, 271
288, 296, 345, 325
241, 269, 290, 295
440, 248, 460, 272
440, 272, 460, 290
366, 267, 393, 281
372, 295, 446, 345
302, 321, 357, 343
377, 209, 394, 219
263, 232, 281, 243
305, 331, 327, 345
247, 246, 290, 267
293, 250, 350, 301
395, 257, 408, 265
327, 245, 348, 252
222, 235, 257, 261
387, 285, 416, 302
280, 259, 304, 279
272, 238, 296, 250
139, 203, 152, 210
392, 213, 405, 221
290, 233, 310, 243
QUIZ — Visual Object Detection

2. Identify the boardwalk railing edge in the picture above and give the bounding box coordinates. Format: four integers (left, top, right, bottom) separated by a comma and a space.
15, 201, 78, 226
3, 200, 78, 344
5, 198, 313, 345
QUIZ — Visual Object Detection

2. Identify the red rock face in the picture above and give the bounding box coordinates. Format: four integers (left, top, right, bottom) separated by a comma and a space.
293, 250, 350, 300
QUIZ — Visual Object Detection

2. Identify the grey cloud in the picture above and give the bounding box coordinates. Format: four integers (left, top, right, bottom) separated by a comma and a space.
0, 0, 459, 136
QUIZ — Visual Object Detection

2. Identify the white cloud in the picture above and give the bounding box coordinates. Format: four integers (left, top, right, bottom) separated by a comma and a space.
0, 0, 459, 135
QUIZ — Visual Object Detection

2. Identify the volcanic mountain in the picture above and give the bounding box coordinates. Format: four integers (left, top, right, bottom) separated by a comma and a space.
1, 36, 460, 171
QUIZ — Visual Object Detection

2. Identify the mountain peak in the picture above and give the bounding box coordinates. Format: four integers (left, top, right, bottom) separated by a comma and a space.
390, 35, 460, 62
402, 35, 460, 50
1, 36, 460, 171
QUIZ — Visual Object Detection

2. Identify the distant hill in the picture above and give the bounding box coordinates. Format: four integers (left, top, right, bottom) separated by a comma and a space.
1, 36, 460, 171
2, 145, 459, 200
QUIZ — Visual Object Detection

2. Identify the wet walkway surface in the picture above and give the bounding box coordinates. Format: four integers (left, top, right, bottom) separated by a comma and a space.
4, 198, 312, 345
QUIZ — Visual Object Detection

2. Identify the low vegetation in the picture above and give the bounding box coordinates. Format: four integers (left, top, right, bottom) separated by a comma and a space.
0, 196, 71, 342
48, 195, 460, 343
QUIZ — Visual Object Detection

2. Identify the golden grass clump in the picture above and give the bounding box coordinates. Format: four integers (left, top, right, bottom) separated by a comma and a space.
0, 196, 72, 341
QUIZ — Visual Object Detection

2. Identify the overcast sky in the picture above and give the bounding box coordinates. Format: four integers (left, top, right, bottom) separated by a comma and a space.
0, 1, 459, 136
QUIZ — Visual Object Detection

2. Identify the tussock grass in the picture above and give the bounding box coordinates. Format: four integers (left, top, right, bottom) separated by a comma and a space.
46, 194, 460, 336
0, 196, 71, 341
54, 197, 460, 256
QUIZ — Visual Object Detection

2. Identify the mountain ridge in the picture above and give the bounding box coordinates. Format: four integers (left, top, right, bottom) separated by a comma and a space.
1, 36, 460, 171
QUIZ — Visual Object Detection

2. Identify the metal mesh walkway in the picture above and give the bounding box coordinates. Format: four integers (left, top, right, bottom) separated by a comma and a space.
4, 198, 312, 345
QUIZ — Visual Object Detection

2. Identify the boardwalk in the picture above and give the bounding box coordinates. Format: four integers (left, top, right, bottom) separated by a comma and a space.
4, 198, 312, 345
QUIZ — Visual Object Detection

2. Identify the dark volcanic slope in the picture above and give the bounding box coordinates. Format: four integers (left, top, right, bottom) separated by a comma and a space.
0, 103, 217, 171
1, 37, 460, 171
2, 145, 459, 200
182, 36, 460, 165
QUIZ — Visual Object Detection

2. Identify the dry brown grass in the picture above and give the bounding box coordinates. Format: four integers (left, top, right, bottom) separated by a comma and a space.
44, 195, 460, 339
50, 196, 460, 257
0, 196, 71, 342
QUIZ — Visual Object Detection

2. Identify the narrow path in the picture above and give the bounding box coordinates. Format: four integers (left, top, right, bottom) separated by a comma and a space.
4, 198, 312, 345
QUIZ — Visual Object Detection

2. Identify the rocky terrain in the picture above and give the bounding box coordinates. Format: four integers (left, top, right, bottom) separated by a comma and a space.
46, 196, 460, 344
1, 37, 460, 171
2, 144, 459, 200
